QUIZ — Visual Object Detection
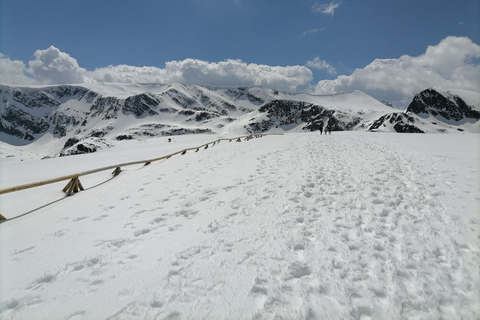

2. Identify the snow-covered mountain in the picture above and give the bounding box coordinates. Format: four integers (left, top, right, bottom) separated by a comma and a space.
365, 87, 480, 133
1, 83, 479, 158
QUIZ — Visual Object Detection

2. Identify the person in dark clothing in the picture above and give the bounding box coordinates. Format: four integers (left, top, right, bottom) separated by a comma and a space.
319, 126, 323, 135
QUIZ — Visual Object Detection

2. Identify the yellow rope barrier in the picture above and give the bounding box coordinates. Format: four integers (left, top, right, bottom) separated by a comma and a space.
0, 134, 270, 197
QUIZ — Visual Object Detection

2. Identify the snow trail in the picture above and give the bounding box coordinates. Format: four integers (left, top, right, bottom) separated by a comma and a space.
0, 133, 478, 320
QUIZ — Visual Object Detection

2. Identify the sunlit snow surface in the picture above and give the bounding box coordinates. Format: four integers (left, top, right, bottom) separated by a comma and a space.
0, 132, 479, 320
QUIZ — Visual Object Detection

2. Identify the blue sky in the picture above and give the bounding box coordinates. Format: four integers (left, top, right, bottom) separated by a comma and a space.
1, 0, 479, 106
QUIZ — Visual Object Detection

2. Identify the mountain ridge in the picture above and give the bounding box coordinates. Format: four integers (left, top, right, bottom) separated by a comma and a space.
1, 83, 479, 158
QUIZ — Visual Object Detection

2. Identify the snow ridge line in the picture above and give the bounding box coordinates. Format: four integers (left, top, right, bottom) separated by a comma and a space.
0, 134, 274, 218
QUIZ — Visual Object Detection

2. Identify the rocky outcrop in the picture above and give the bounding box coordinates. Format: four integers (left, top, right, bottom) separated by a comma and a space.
247, 99, 361, 133
407, 88, 480, 121
366, 113, 425, 133
366, 88, 480, 133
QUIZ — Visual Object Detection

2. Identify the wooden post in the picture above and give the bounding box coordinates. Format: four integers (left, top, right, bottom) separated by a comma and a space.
112, 167, 122, 176
63, 177, 83, 196
62, 179, 74, 193
77, 178, 84, 191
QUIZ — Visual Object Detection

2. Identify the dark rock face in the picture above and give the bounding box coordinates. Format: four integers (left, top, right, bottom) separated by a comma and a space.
59, 138, 113, 157
367, 113, 425, 133
223, 87, 272, 105
123, 93, 161, 117
407, 89, 480, 121
1, 104, 50, 140
366, 88, 479, 133
63, 137, 80, 149
116, 135, 133, 141
247, 99, 361, 133
59, 143, 98, 157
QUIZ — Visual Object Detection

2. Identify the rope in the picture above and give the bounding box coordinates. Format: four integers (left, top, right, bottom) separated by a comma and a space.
0, 134, 270, 197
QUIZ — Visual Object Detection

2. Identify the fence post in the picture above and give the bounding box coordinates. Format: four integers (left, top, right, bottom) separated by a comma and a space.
112, 167, 122, 176
63, 177, 84, 196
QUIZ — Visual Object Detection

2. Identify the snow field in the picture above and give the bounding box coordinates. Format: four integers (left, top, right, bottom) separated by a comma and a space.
0, 132, 479, 320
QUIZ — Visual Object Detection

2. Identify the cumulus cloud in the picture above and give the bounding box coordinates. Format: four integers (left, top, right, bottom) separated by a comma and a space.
312, 1, 342, 16
87, 65, 168, 84
88, 59, 313, 93
27, 46, 87, 84
0, 47, 312, 92
314, 36, 480, 107
306, 57, 336, 75
0, 37, 479, 106
164, 59, 313, 92
0, 53, 36, 85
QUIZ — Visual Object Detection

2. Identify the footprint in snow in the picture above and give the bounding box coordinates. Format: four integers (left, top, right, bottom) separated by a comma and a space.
294, 244, 305, 261
73, 216, 89, 222
88, 279, 104, 292
93, 214, 109, 221
288, 263, 311, 279
134, 228, 151, 237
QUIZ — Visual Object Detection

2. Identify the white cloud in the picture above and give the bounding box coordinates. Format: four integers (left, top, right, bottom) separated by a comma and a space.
0, 53, 36, 85
28, 46, 87, 84
300, 28, 324, 38
0, 47, 312, 93
312, 1, 341, 16
314, 36, 480, 107
87, 65, 168, 84
87, 58, 313, 93
0, 37, 479, 107
306, 57, 336, 75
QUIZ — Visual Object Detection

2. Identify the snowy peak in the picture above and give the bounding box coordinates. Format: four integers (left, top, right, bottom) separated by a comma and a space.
407, 88, 480, 121
0, 83, 387, 148
365, 88, 480, 134
1, 83, 479, 158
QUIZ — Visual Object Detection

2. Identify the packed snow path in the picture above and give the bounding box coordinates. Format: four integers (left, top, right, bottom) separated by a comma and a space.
1, 133, 479, 320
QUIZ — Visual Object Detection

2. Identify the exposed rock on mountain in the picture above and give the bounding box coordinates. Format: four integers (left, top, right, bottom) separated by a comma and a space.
407, 88, 480, 121
247, 100, 361, 132
365, 88, 480, 133
366, 113, 425, 133
1, 83, 478, 158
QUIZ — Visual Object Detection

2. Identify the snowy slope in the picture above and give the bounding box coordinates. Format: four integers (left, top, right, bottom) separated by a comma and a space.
1, 132, 479, 320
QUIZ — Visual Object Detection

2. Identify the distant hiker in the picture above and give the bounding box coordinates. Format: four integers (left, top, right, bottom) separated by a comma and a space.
168, 138, 172, 142
319, 127, 323, 135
